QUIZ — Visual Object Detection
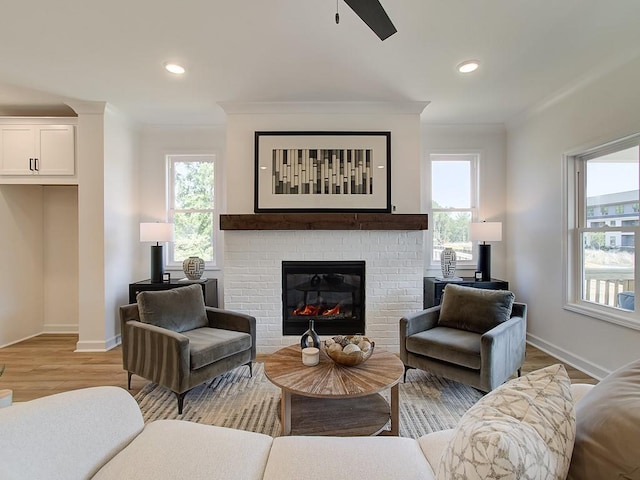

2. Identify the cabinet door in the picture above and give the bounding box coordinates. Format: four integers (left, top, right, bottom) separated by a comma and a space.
0, 126, 36, 175
35, 125, 75, 175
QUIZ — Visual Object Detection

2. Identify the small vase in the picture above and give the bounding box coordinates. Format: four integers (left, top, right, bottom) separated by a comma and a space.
182, 256, 205, 280
440, 247, 457, 278
300, 320, 321, 349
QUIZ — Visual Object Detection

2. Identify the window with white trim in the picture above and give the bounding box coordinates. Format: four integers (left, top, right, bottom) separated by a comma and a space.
167, 154, 217, 267
430, 153, 479, 266
566, 134, 639, 326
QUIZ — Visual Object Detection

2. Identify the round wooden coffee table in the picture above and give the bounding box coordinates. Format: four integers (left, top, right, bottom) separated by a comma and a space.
264, 344, 404, 436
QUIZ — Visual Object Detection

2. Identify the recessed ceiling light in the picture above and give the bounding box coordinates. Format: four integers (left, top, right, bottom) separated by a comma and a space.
457, 60, 480, 74
164, 62, 185, 75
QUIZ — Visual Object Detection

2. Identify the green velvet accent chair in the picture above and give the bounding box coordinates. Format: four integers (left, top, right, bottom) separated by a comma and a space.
120, 284, 256, 413
400, 283, 527, 392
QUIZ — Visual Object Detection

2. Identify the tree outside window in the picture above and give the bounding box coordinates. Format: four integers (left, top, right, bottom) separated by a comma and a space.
168, 155, 216, 266
430, 154, 478, 264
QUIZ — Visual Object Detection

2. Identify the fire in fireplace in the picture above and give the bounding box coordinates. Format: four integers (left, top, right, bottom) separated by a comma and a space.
282, 261, 365, 336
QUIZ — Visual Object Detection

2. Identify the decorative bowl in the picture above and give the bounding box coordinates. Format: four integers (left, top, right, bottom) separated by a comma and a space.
323, 335, 374, 367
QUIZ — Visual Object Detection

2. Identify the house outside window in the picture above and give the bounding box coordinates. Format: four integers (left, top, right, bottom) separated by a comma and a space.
429, 153, 479, 266
565, 135, 639, 328
167, 154, 217, 268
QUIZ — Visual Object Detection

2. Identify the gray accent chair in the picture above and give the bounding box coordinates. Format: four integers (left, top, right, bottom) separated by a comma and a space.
400, 283, 527, 393
120, 284, 256, 414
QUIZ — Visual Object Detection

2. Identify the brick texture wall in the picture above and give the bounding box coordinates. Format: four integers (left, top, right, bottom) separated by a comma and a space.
224, 230, 424, 353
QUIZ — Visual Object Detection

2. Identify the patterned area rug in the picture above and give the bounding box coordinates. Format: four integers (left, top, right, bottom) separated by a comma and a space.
134, 362, 484, 438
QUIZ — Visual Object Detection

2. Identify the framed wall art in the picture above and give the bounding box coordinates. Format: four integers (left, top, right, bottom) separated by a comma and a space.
254, 131, 391, 213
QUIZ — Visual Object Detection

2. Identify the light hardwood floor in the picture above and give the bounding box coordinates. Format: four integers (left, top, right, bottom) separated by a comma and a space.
0, 334, 597, 403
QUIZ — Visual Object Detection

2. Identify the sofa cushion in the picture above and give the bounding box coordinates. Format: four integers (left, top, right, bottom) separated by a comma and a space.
264, 436, 436, 480
406, 326, 481, 369
567, 359, 640, 480
438, 283, 515, 334
137, 284, 207, 333
436, 364, 575, 480
93, 420, 273, 480
0, 386, 143, 480
183, 327, 252, 370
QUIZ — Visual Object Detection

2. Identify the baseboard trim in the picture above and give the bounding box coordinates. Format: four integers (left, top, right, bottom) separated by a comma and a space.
526, 333, 609, 381
0, 332, 41, 349
75, 334, 121, 352
42, 324, 78, 334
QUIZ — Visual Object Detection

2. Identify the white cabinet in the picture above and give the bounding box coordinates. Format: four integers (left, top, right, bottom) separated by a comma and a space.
0, 125, 75, 176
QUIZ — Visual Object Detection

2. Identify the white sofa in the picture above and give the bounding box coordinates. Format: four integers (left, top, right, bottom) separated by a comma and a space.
0, 380, 595, 480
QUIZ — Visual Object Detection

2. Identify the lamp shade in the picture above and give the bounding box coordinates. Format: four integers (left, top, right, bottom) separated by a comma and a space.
469, 222, 502, 242
140, 222, 174, 243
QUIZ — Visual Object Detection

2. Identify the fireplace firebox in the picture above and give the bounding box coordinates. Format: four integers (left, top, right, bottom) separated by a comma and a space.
282, 261, 365, 336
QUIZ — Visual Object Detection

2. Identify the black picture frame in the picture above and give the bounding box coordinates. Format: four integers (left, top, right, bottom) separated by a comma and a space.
254, 131, 391, 213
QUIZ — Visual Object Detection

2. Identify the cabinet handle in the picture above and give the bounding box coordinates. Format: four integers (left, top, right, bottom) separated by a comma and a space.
29, 158, 34, 171
34, 158, 39, 171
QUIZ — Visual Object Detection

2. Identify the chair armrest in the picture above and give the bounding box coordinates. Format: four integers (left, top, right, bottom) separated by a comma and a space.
399, 307, 441, 363
480, 315, 527, 390
400, 306, 441, 337
123, 320, 190, 392
205, 308, 257, 360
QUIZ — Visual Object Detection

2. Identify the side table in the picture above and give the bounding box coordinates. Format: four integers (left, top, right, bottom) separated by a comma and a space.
128, 278, 218, 307
423, 277, 509, 308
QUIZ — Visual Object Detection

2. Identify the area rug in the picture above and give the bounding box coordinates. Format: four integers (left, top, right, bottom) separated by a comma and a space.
134, 362, 484, 438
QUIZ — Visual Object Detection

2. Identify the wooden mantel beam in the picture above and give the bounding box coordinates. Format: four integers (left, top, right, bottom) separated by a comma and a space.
220, 213, 428, 231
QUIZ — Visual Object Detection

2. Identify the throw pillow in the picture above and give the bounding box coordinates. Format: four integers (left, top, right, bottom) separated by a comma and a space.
137, 284, 207, 333
438, 283, 515, 334
567, 358, 640, 480
436, 364, 576, 480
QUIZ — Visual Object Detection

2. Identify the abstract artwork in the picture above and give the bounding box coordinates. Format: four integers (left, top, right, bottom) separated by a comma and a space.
255, 131, 390, 212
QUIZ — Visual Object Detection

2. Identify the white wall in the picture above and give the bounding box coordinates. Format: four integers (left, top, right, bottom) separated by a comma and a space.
223, 104, 426, 214
422, 124, 507, 279
73, 103, 140, 350
43, 185, 78, 333
137, 125, 226, 285
75, 104, 107, 351
0, 185, 43, 346
103, 106, 139, 347
507, 55, 640, 378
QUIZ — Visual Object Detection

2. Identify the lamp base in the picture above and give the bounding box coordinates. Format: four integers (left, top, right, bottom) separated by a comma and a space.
477, 244, 492, 282
150, 245, 164, 283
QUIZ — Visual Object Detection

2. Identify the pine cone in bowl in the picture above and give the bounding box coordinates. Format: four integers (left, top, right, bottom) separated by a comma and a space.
323, 335, 374, 367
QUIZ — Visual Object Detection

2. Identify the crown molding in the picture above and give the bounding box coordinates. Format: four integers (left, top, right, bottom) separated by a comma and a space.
218, 101, 430, 115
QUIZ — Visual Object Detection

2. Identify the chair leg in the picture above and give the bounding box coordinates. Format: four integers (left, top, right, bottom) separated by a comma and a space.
403, 365, 414, 383
517, 368, 522, 377
127, 372, 133, 390
176, 391, 187, 414
245, 361, 253, 377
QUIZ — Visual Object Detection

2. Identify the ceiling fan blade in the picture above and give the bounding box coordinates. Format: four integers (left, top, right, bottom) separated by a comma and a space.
343, 0, 397, 41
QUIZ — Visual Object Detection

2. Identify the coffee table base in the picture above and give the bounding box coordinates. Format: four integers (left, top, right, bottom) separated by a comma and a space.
279, 384, 399, 436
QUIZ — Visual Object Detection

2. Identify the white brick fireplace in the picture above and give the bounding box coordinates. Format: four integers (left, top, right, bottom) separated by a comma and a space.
219, 101, 429, 354
223, 229, 424, 354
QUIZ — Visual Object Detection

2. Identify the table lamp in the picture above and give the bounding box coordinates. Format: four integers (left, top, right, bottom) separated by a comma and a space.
469, 221, 502, 281
140, 222, 174, 283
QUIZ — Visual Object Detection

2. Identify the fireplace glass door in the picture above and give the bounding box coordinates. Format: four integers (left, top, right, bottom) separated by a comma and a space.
282, 261, 365, 336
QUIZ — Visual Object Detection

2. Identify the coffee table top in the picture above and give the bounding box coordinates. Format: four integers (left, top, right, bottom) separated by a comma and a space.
264, 344, 404, 399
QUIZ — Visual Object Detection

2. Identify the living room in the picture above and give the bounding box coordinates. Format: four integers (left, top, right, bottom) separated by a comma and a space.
1, 0, 640, 395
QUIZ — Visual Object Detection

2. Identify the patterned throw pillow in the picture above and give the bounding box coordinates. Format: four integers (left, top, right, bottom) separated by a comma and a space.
436, 364, 576, 480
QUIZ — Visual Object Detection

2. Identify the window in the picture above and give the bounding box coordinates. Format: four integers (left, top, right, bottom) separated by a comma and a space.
430, 153, 478, 265
167, 154, 217, 267
566, 135, 639, 326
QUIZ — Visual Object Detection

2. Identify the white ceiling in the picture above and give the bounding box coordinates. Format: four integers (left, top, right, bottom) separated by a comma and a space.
1, 0, 640, 126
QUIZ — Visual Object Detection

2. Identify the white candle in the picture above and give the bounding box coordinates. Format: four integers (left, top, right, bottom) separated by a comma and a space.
301, 347, 319, 366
